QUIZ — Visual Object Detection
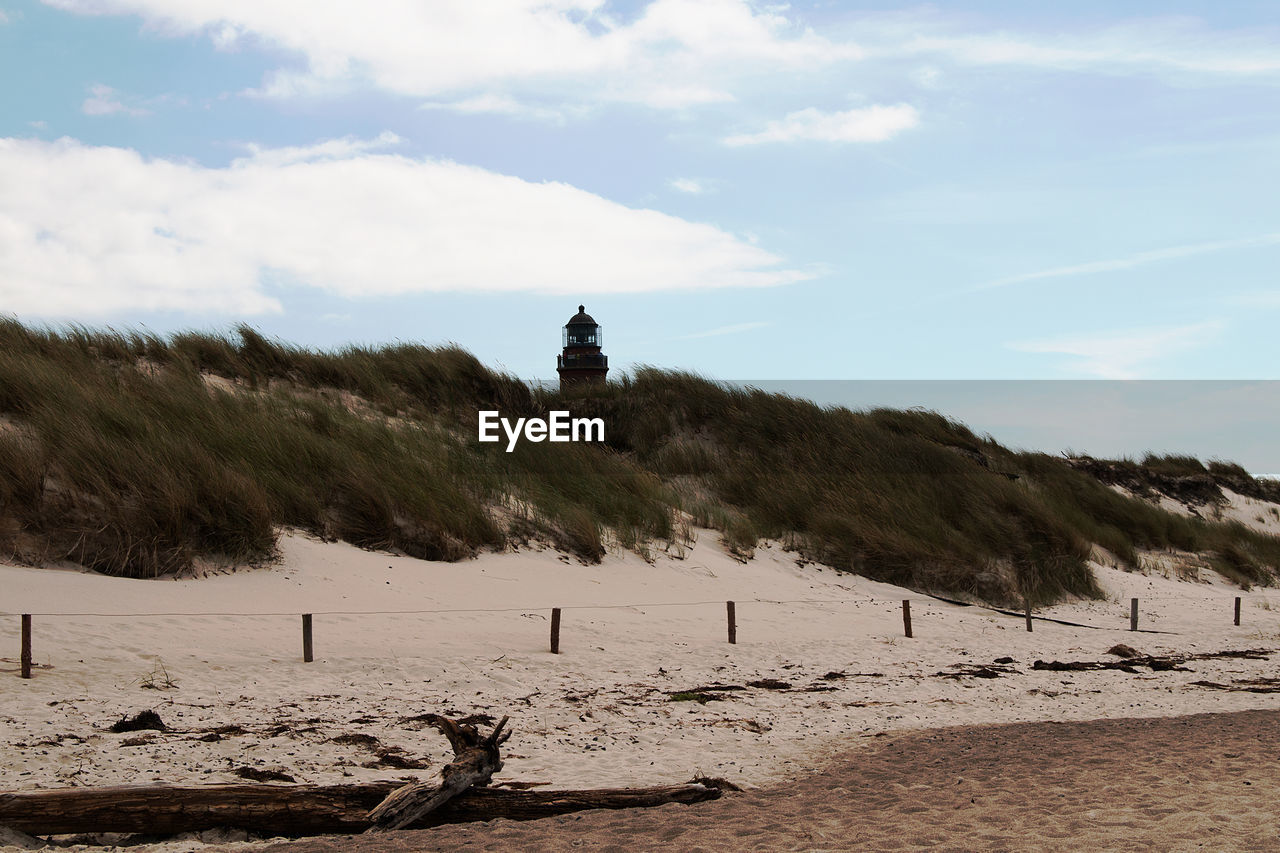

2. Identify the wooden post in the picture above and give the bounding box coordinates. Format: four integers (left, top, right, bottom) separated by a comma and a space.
1024, 597, 1033, 632
550, 608, 561, 654
302, 614, 313, 663
726, 601, 736, 645
902, 600, 912, 638
1234, 596, 1242, 627
1129, 598, 1138, 632
20, 614, 32, 679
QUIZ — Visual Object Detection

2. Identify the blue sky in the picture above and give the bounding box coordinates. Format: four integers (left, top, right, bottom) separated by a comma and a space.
2, 0, 1278, 389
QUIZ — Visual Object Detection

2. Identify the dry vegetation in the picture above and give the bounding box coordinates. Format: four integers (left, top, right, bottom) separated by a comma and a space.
0, 319, 1277, 605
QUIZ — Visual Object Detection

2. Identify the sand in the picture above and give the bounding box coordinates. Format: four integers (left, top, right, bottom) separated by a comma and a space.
3, 528, 1280, 850
263, 709, 1280, 852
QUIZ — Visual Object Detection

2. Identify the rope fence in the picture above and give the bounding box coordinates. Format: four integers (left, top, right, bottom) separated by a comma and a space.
6, 592, 1274, 680
7, 590, 1278, 619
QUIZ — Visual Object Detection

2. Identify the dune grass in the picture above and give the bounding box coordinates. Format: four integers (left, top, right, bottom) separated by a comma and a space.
0, 320, 1276, 603
0, 320, 671, 576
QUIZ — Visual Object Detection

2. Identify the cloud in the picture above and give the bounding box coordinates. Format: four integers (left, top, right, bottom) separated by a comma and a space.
847, 13, 1280, 83
723, 104, 919, 146
668, 177, 706, 194
45, 0, 858, 108
418, 94, 570, 124
1007, 321, 1224, 379
1231, 290, 1280, 308
678, 321, 770, 339
81, 83, 151, 116
900, 25, 1280, 78
980, 233, 1280, 290
0, 135, 813, 318
237, 129, 404, 166
910, 65, 941, 88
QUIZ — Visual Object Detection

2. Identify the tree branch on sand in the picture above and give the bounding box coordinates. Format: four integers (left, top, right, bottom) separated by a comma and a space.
366, 714, 511, 832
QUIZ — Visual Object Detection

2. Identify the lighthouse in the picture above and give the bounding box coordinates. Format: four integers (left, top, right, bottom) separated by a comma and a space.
557, 305, 608, 391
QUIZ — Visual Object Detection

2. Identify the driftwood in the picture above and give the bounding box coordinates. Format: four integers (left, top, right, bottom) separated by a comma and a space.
367, 714, 510, 832
1191, 677, 1280, 694
0, 781, 722, 837
0, 714, 725, 838
1033, 648, 1272, 674
934, 662, 1020, 679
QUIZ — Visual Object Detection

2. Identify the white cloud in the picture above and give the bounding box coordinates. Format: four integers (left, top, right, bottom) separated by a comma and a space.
980, 233, 1280, 290
0, 135, 813, 318
45, 0, 858, 108
419, 94, 570, 124
81, 83, 151, 116
678, 321, 769, 339
900, 24, 1280, 78
910, 65, 941, 88
724, 103, 919, 146
0, 9, 9, 24
669, 177, 706, 194
237, 130, 404, 167
1231, 290, 1280, 308
1007, 321, 1224, 379
843, 12, 1280, 83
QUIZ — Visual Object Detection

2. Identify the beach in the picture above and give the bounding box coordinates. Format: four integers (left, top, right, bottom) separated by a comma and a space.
266, 709, 1280, 852
3, 529, 1279, 850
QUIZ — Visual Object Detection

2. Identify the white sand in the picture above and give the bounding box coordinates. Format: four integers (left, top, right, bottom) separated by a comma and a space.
1109, 481, 1280, 537
1213, 487, 1280, 534
3, 529, 1280, 850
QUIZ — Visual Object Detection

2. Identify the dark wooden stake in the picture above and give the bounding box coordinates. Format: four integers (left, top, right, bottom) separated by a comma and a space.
302, 614, 313, 663
1129, 598, 1139, 632
902, 600, 912, 638
550, 608, 561, 654
1024, 597, 1033, 633
1234, 596, 1242, 627
726, 601, 736, 645
20, 614, 32, 679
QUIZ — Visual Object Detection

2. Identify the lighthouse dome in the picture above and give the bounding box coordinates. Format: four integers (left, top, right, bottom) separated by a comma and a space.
567, 304, 596, 325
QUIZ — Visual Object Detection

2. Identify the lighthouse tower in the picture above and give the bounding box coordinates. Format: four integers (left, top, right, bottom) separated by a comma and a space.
557, 305, 608, 391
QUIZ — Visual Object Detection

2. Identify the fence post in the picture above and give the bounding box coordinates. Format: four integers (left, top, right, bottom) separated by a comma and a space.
302, 614, 313, 663
1234, 596, 1242, 627
902, 600, 912, 638
1129, 598, 1138, 632
550, 607, 561, 654
726, 601, 736, 645
1024, 597, 1033, 633
20, 614, 32, 679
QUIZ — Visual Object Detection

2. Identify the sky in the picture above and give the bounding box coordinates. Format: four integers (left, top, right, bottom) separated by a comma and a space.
1, 2, 1279, 465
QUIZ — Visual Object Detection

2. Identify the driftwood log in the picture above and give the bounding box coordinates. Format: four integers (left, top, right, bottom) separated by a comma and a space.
0, 715, 723, 838
367, 714, 511, 832
0, 781, 722, 837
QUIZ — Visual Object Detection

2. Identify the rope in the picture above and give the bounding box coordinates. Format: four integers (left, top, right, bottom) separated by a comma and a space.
0, 597, 919, 618
3, 592, 1270, 635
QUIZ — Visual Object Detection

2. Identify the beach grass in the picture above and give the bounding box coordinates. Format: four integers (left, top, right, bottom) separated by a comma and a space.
0, 319, 1275, 604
